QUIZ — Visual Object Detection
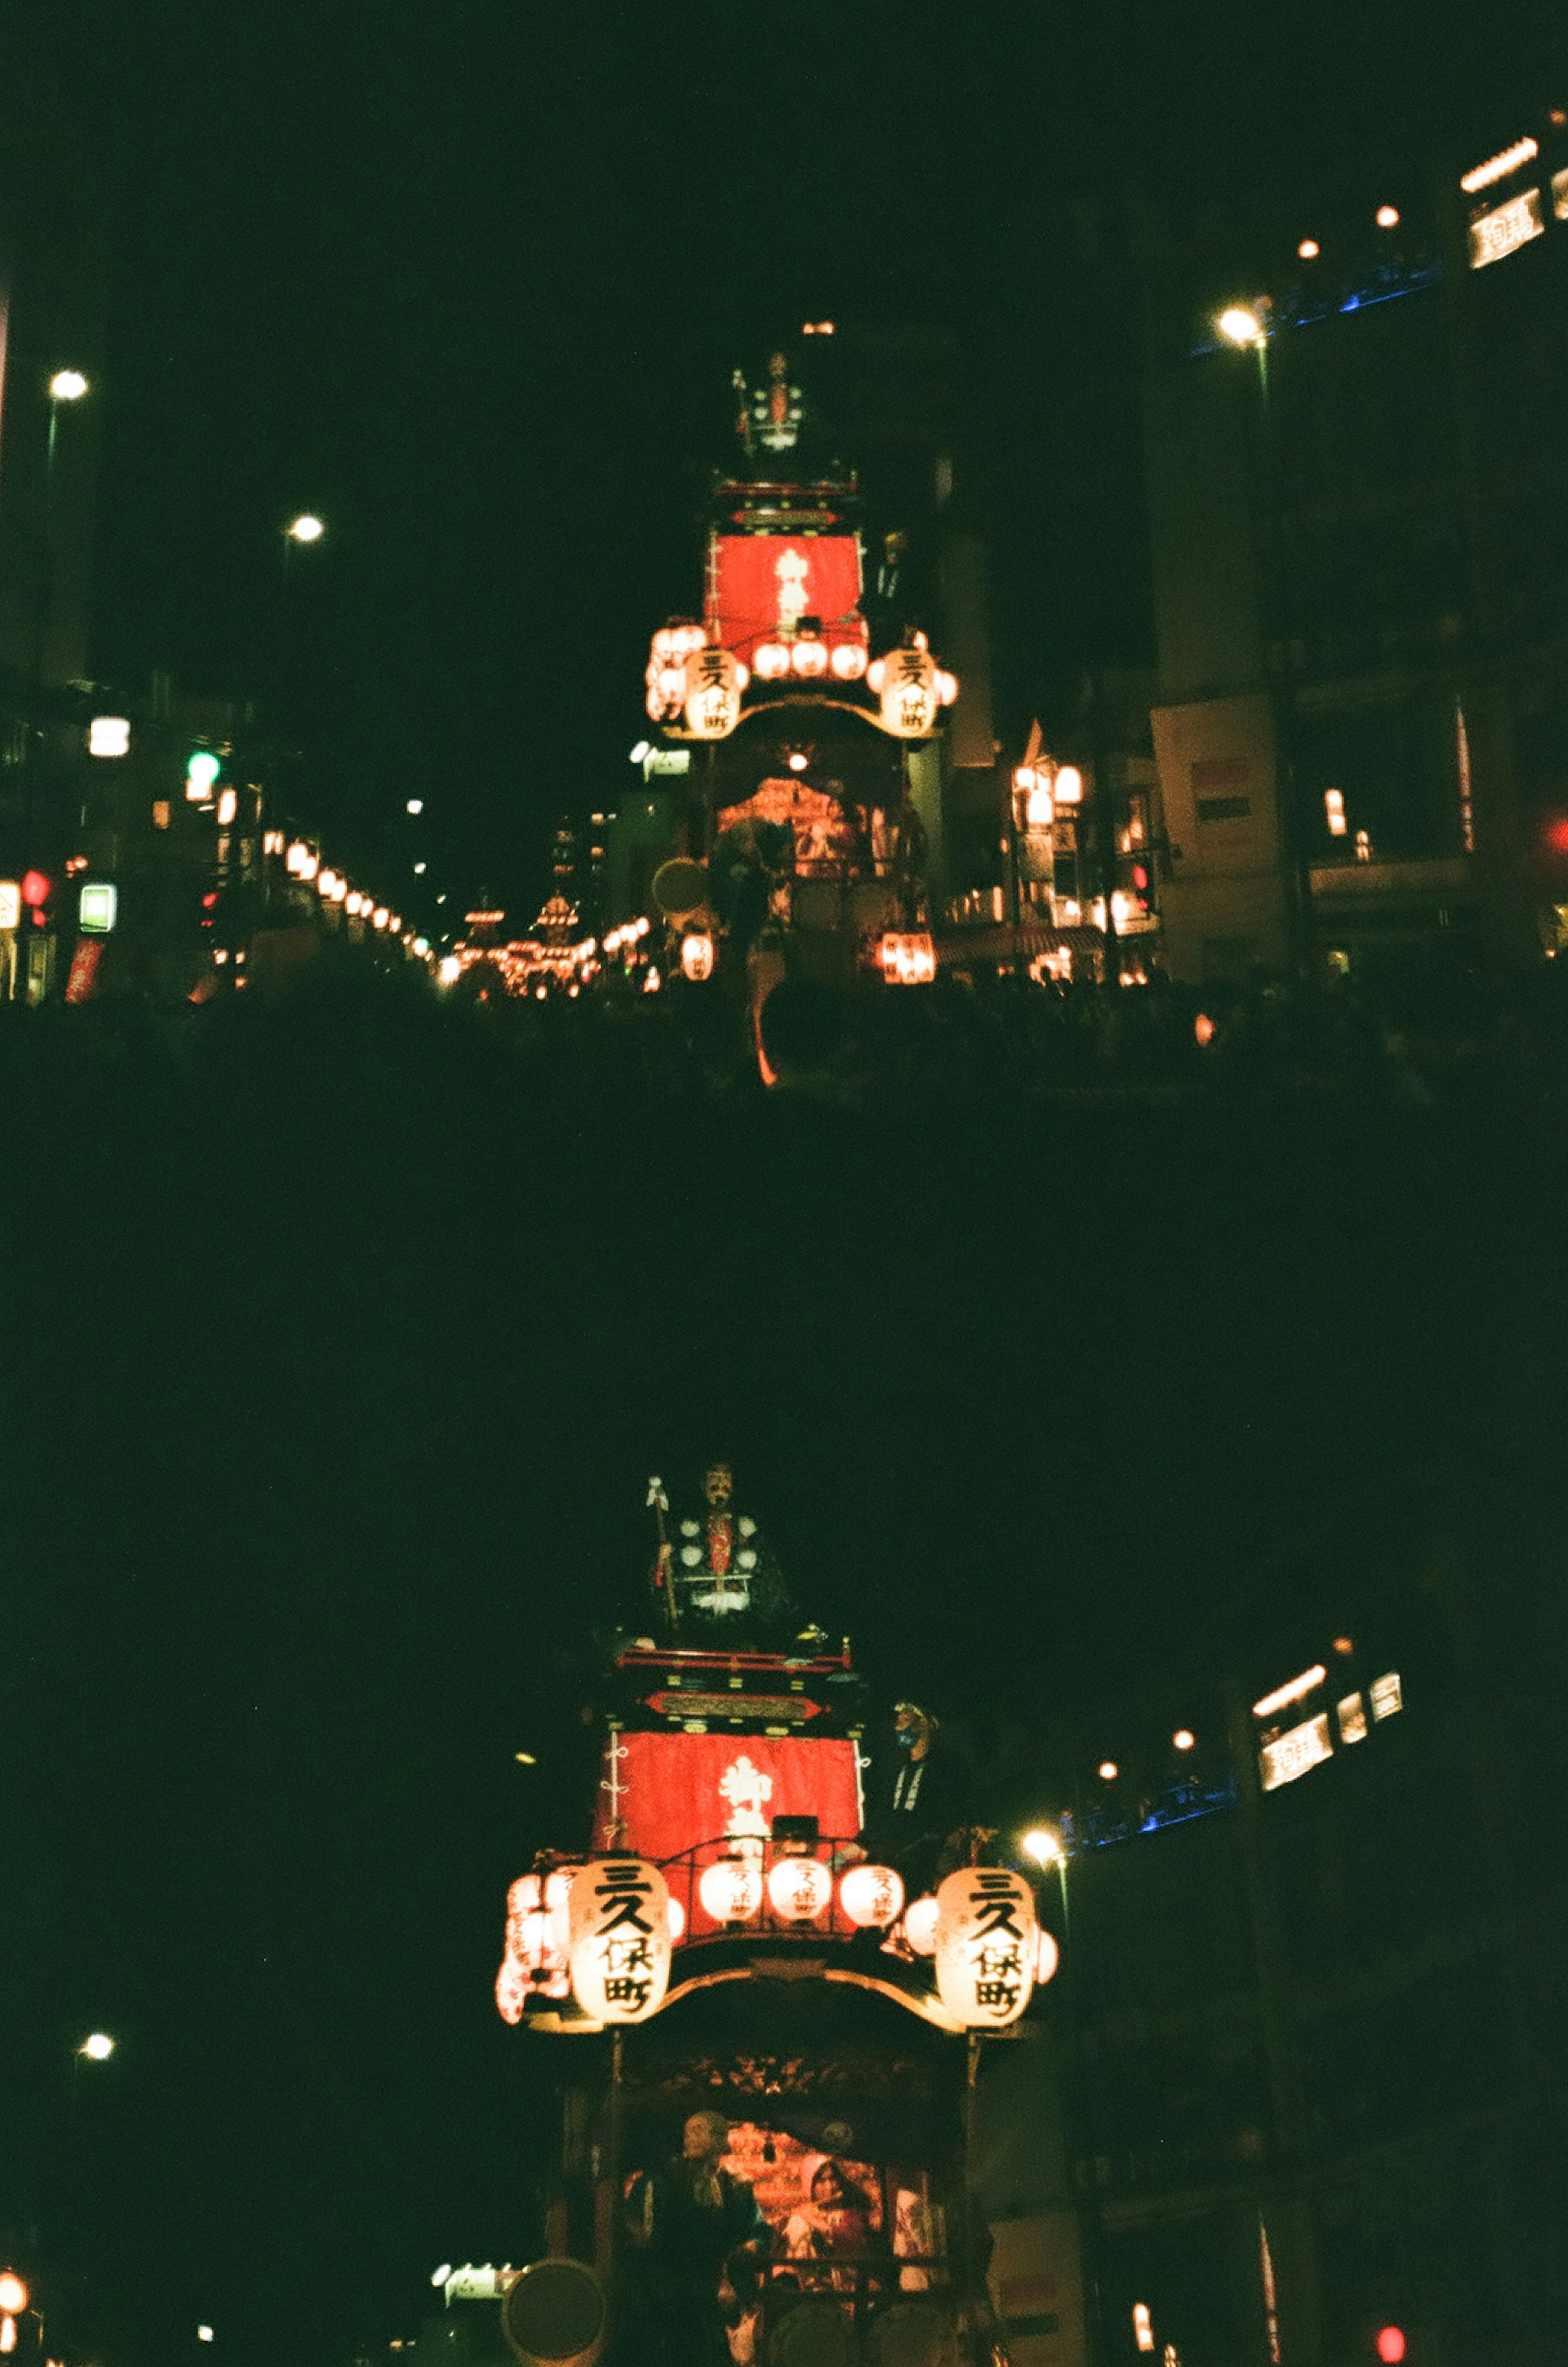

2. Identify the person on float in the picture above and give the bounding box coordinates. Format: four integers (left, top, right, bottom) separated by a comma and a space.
853, 1701, 968, 1899
781, 2155, 881, 2295
653, 1457, 801, 1648
626, 2109, 769, 2366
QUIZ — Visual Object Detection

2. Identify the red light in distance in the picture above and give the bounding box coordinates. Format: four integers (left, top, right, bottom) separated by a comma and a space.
21, 869, 49, 907
1376, 2329, 1405, 2364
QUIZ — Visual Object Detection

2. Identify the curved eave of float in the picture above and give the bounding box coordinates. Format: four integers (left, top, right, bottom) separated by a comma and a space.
521, 1957, 968, 2038
662, 700, 942, 742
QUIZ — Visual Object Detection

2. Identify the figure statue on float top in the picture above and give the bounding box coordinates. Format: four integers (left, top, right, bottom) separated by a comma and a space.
649, 1457, 802, 1648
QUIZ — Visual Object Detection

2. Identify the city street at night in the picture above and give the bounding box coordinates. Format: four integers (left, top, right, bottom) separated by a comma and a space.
3, 10, 1568, 2367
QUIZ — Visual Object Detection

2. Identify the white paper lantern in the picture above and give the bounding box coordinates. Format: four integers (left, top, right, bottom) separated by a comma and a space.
839, 1863, 905, 1929
878, 646, 940, 738
567, 1858, 672, 2024
666, 1894, 686, 1943
830, 643, 867, 681
684, 645, 745, 740
766, 1856, 832, 1923
903, 1896, 939, 1956
790, 638, 829, 678
1035, 1928, 1060, 1984
933, 1867, 1037, 2027
699, 1856, 764, 1925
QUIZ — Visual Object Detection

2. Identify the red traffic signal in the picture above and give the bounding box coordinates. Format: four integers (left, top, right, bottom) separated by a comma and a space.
1376, 2329, 1405, 2364
21, 869, 50, 910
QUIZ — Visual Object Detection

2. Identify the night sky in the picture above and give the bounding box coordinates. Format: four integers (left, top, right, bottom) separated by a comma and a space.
4, 10, 1568, 2367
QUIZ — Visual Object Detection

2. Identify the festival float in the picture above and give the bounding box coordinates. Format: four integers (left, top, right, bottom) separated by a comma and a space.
489, 1469, 1082, 2367
627, 352, 958, 1011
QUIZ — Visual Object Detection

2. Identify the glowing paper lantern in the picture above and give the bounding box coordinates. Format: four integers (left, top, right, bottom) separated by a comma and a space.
880, 932, 937, 986
1035, 1928, 1060, 1984
766, 1855, 832, 1923
878, 645, 940, 738
698, 1856, 764, 1925
680, 930, 715, 982
866, 658, 886, 693
839, 1863, 905, 1929
830, 642, 867, 681
754, 643, 792, 680
684, 645, 746, 739
903, 1896, 939, 1955
568, 1857, 672, 2024
666, 1894, 686, 1943
933, 1866, 1037, 2027
791, 638, 829, 678
935, 670, 958, 706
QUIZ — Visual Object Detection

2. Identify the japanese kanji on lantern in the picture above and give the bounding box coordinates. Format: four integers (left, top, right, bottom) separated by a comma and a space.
567, 1857, 673, 2024
684, 645, 747, 739
876, 644, 941, 739
933, 1866, 1038, 2027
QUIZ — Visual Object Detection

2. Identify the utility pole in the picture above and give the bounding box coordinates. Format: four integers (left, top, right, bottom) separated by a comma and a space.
1224, 1682, 1327, 2367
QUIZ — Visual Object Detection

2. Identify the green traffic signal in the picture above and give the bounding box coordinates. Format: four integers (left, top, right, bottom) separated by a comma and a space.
186, 751, 221, 793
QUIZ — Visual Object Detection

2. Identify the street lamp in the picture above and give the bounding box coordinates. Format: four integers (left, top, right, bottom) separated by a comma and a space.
285, 514, 324, 544
78, 2032, 115, 2061
1022, 1827, 1070, 1934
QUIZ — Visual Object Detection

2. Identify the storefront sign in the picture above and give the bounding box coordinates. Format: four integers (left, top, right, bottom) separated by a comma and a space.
1468, 187, 1544, 268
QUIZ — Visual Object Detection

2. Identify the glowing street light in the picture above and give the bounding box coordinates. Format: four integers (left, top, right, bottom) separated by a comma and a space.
406, 799, 424, 815
1173, 1729, 1196, 1753
0, 2281, 27, 2318
1021, 1828, 1063, 1868
78, 2032, 115, 2061
49, 371, 88, 403
1217, 306, 1265, 347
285, 514, 324, 544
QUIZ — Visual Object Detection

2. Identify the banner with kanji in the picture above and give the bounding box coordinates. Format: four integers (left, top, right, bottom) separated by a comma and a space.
708, 535, 862, 644
594, 1732, 862, 1931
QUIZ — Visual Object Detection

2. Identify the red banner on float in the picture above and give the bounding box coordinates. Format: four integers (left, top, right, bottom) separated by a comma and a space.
708, 535, 862, 643
594, 1731, 862, 1931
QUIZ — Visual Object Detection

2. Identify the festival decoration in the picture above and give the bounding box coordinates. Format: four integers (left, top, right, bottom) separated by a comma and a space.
684, 645, 748, 739
879, 932, 937, 986
878, 644, 941, 738
838, 1863, 905, 1928
680, 931, 716, 982
1035, 1927, 1060, 1984
698, 1856, 765, 1925
933, 1866, 1037, 2027
765, 1855, 832, 1923
567, 1857, 672, 2024
902, 1896, 940, 1955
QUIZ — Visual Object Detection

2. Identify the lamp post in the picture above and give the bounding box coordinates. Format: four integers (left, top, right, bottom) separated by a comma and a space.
1215, 301, 1310, 965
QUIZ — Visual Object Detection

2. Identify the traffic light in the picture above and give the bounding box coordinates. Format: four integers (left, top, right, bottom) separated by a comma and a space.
1129, 859, 1153, 918
1375, 2330, 1406, 2364
186, 750, 220, 802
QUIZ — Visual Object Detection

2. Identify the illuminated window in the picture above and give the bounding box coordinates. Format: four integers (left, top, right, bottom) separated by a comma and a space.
1133, 2305, 1155, 2353
1324, 787, 1347, 837
1370, 1672, 1403, 1721
1337, 1693, 1368, 1744
152, 802, 171, 831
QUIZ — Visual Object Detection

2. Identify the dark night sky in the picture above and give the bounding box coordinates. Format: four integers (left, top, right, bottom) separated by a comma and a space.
4, 10, 1568, 2367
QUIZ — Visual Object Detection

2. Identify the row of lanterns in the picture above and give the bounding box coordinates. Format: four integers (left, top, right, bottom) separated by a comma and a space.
643, 622, 959, 742
497, 1857, 1058, 2030
278, 836, 421, 949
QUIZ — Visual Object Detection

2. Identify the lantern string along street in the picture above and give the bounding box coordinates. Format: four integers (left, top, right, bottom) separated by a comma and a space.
491, 1489, 1071, 2366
